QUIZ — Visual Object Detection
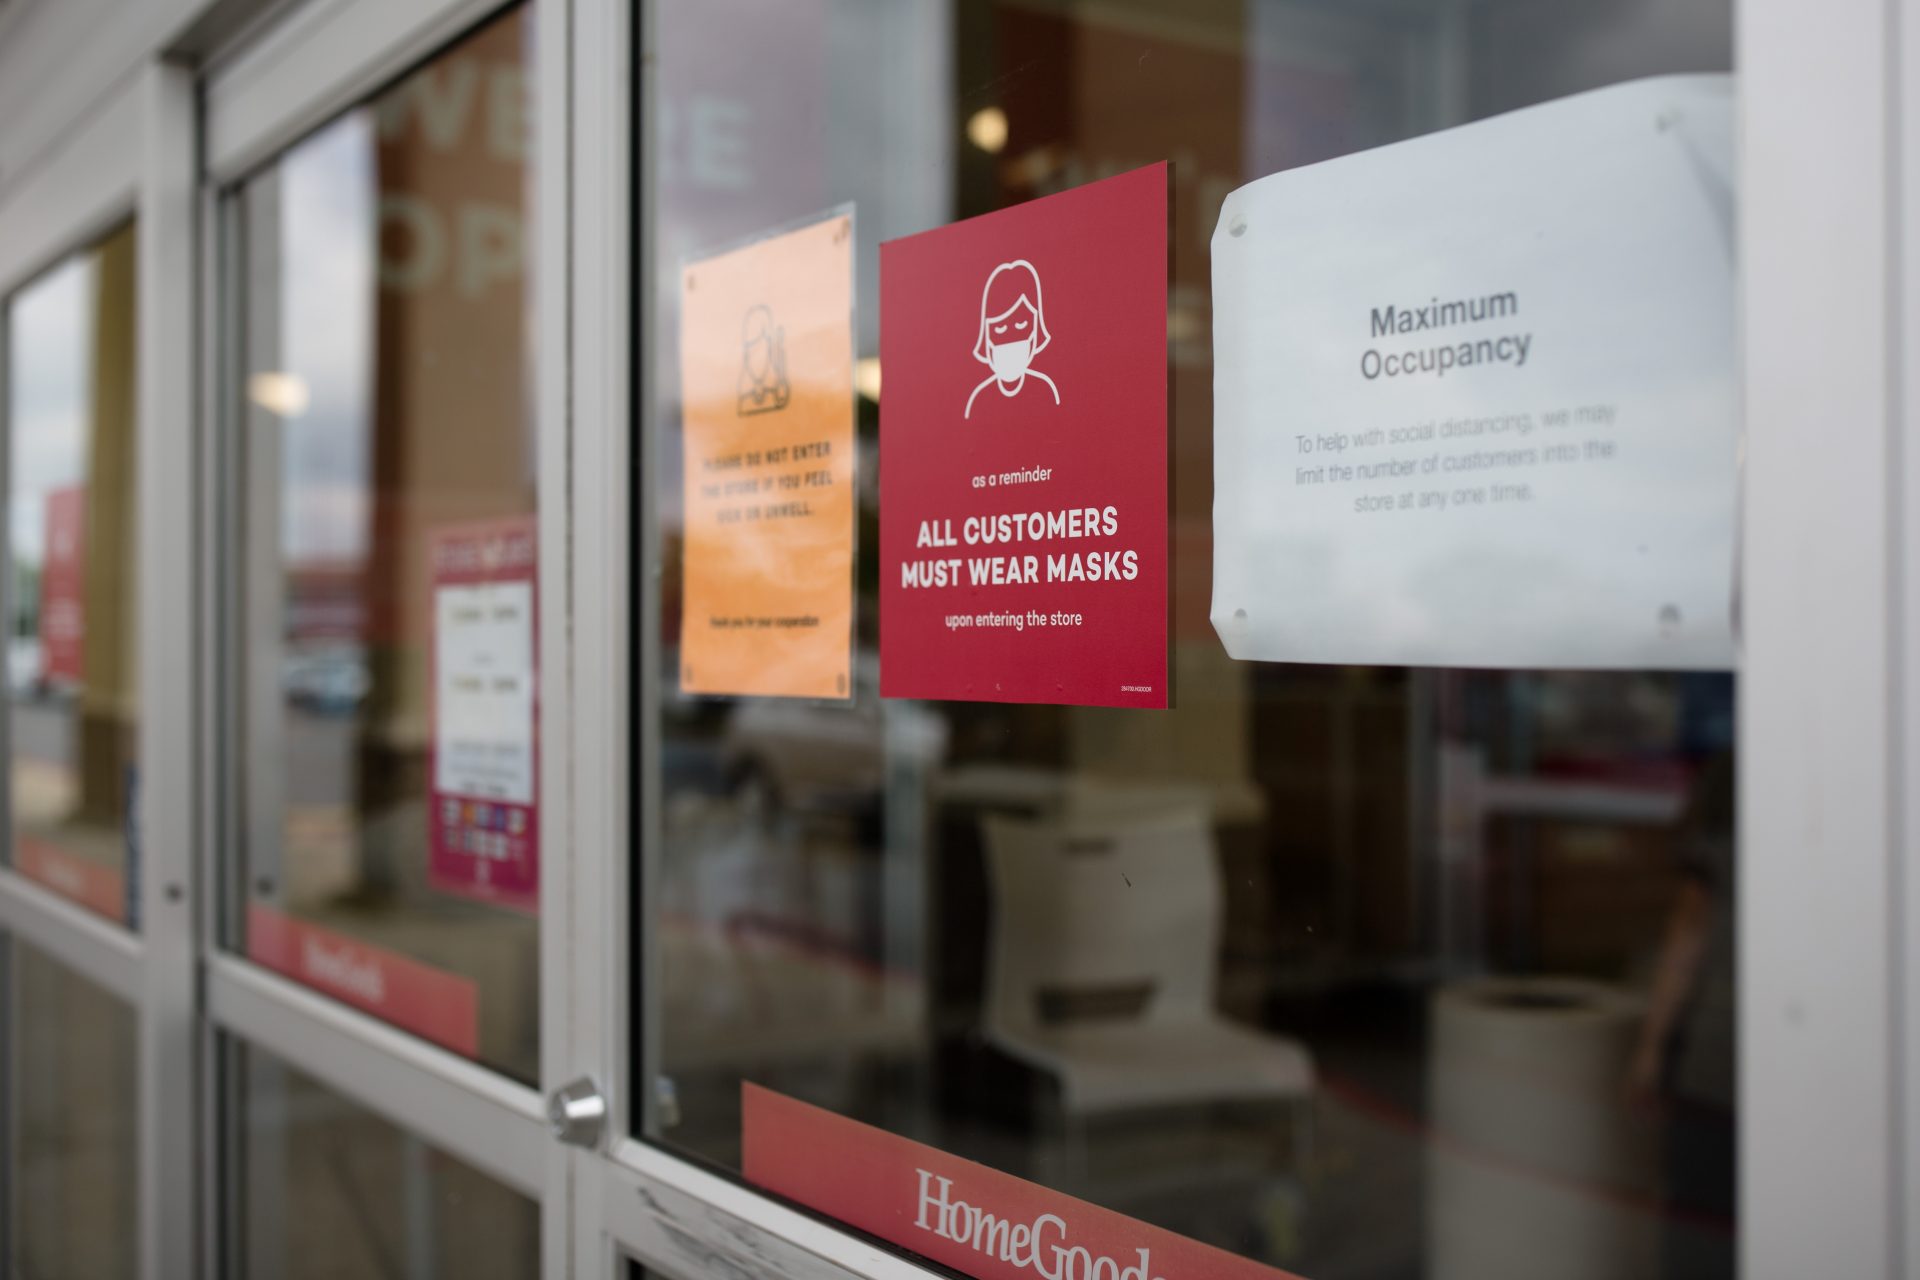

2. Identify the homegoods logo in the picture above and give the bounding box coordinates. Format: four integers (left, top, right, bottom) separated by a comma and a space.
915, 1170, 1166, 1280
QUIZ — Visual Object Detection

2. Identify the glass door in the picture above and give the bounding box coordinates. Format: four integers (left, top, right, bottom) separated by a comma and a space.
201, 1, 558, 1274
193, 0, 1920, 1276
0, 60, 199, 1277
573, 3, 1913, 1280
0, 0, 1904, 1275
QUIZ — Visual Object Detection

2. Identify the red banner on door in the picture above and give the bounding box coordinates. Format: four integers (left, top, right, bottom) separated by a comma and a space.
743, 1084, 1299, 1280
15, 836, 125, 924
878, 164, 1169, 707
39, 484, 86, 685
247, 904, 480, 1057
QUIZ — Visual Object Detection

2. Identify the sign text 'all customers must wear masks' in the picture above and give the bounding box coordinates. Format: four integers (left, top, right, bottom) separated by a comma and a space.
880, 163, 1170, 707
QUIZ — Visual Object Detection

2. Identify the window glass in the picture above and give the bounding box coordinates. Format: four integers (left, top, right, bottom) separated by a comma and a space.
229, 7, 538, 1082
3, 223, 140, 927
641, 3, 1737, 1278
5, 937, 138, 1279
230, 1040, 539, 1277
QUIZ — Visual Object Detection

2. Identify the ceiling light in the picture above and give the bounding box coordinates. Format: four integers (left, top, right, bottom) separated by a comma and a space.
248, 371, 310, 418
966, 107, 1009, 155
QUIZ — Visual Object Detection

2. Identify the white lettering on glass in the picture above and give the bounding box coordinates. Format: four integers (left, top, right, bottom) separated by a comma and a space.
914, 1169, 1165, 1280
303, 937, 387, 1005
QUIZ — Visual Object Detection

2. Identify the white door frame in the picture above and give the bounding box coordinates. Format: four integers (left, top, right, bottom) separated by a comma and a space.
1740, 1, 1913, 1277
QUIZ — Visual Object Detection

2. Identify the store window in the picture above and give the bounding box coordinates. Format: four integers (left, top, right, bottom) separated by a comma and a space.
227, 6, 538, 1081
229, 1040, 539, 1276
3, 223, 141, 928
640, 3, 1736, 1278
5, 937, 138, 1279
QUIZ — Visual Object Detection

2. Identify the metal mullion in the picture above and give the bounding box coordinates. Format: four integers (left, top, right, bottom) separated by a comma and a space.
1741, 0, 1905, 1274
627, 0, 658, 1155
1, 935, 14, 1279
0, 277, 10, 1280
205, 954, 549, 1199
136, 57, 203, 1280
1899, 0, 1920, 1269
0, 869, 143, 1003
198, 173, 244, 1280
560, 0, 634, 1270
534, 0, 576, 1271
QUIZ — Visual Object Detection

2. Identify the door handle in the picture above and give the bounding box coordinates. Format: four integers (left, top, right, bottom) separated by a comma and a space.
547, 1076, 608, 1149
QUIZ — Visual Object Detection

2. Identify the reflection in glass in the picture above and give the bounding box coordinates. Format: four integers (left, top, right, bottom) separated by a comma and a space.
3, 223, 140, 926
6, 938, 138, 1279
232, 6, 538, 1081
232, 1041, 539, 1278
643, 3, 1737, 1278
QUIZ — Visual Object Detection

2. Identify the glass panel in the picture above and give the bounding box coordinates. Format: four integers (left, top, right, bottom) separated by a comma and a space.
641, 3, 1737, 1278
228, 7, 538, 1081
4, 937, 138, 1279
230, 1040, 539, 1278
3, 223, 141, 927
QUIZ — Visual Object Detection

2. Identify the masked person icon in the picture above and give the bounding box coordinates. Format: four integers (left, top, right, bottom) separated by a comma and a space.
965, 259, 1060, 420
737, 303, 791, 415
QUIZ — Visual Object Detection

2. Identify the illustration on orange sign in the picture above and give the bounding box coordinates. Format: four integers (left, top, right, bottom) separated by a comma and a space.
680, 209, 856, 699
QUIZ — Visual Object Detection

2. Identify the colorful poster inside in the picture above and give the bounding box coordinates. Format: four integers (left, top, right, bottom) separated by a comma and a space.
1210, 76, 1737, 670
429, 517, 538, 913
879, 164, 1169, 707
679, 210, 857, 699
744, 1084, 1299, 1280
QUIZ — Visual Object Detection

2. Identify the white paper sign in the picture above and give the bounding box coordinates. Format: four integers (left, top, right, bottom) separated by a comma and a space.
1210, 75, 1736, 670
435, 580, 535, 803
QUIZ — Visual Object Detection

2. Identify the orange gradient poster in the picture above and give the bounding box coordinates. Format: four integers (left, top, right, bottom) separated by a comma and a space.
679, 209, 856, 699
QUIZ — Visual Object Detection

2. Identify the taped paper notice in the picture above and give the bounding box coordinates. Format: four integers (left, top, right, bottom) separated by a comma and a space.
429, 517, 538, 913
679, 209, 857, 700
1211, 76, 1736, 670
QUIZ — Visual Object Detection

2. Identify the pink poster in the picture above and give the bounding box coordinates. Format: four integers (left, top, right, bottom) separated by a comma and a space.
878, 165, 1170, 707
39, 484, 85, 685
427, 516, 538, 914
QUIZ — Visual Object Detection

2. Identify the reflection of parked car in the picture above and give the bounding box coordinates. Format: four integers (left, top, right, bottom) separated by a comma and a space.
7, 638, 45, 697
282, 648, 371, 713
721, 654, 946, 812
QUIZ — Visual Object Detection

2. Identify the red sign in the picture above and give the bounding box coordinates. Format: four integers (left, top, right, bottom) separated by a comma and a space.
247, 904, 480, 1057
428, 517, 538, 914
744, 1084, 1298, 1280
15, 836, 125, 923
879, 165, 1169, 708
39, 485, 85, 685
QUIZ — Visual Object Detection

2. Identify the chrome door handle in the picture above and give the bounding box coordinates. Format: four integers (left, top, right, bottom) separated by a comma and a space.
547, 1077, 608, 1149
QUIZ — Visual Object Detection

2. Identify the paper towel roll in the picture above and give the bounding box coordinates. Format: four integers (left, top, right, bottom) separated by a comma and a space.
1426, 977, 1658, 1280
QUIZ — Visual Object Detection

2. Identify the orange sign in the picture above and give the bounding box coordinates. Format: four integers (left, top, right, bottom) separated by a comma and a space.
679, 210, 856, 699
